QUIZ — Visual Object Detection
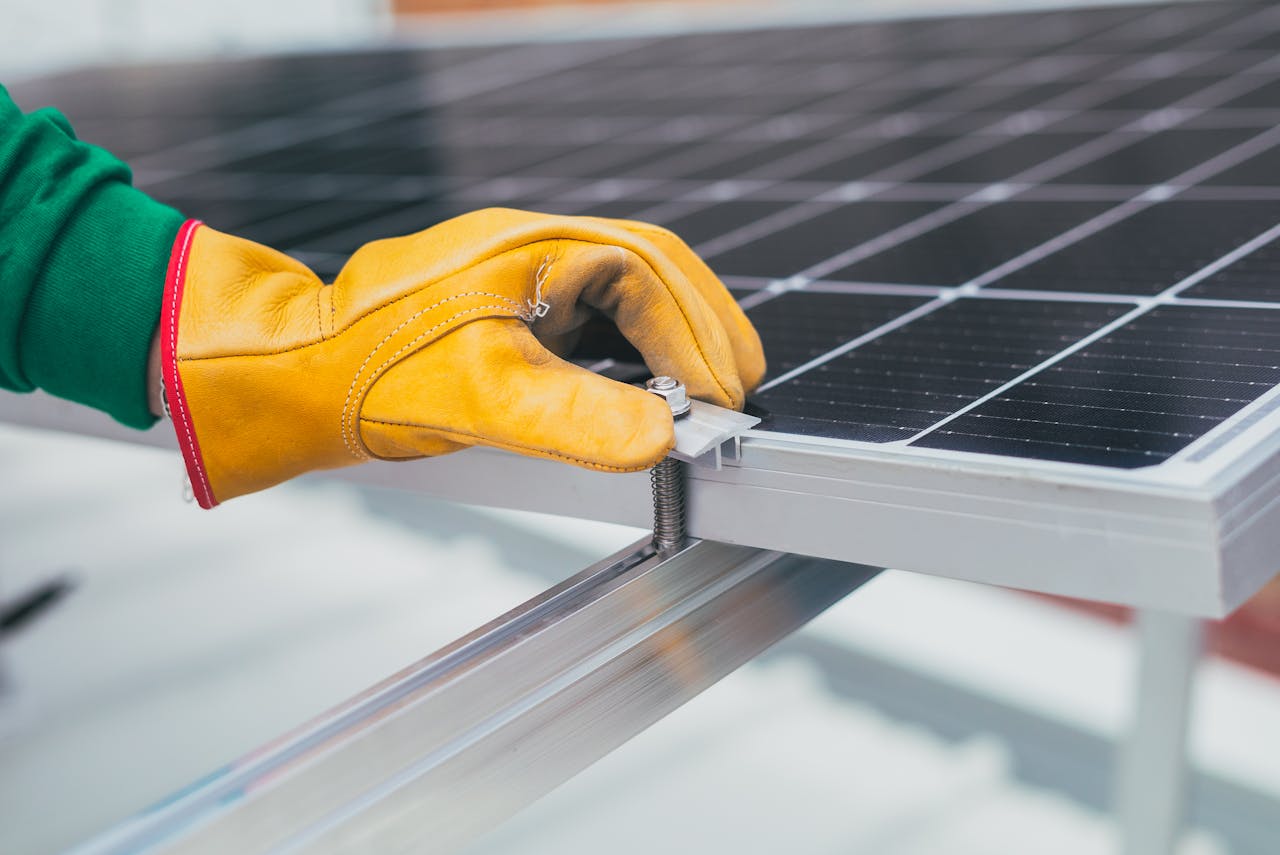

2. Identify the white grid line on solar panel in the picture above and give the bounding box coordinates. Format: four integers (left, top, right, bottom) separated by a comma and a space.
534, 177, 1280, 214
237, 109, 1280, 214
127, 36, 669, 173
956, 125, 1280, 292
230, 16, 1131, 207
816, 282, 1136, 305
898, 217, 1280, 445
172, 41, 1177, 263
545, 50, 1275, 281
94, 6, 1274, 267
478, 61, 1145, 191
478, 14, 1278, 205
129, 14, 1280, 296
795, 82, 1280, 290
459, 48, 1275, 193
753, 290, 1135, 395
122, 49, 1259, 207
433, 45, 1263, 186
147, 50, 1121, 202
449, 62, 1103, 191
747, 63, 1280, 284
744, 100, 1280, 402
755, 200, 1277, 407
139, 172, 450, 202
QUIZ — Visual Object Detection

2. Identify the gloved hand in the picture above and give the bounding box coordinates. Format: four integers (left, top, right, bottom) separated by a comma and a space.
160, 208, 765, 508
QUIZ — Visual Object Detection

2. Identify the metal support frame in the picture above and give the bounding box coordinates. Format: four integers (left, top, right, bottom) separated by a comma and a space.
76, 539, 879, 855
1113, 610, 1205, 855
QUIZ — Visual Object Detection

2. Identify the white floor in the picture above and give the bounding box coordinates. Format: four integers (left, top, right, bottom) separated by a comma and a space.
2, 424, 1275, 854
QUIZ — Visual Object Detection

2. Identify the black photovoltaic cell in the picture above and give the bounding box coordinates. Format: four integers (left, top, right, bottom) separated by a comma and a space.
786, 135, 956, 182
742, 291, 932, 383
701, 201, 940, 279
1201, 143, 1280, 187
830, 201, 1114, 286
235, 201, 426, 251
992, 201, 1280, 295
13, 1, 1280, 471
913, 305, 1280, 466
287, 198, 465, 254
910, 131, 1100, 183
659, 201, 797, 248
949, 80, 1085, 112
1092, 74, 1229, 110
1046, 127, 1261, 185
1181, 234, 1280, 302
1219, 76, 1280, 109
675, 137, 840, 181
753, 298, 1129, 441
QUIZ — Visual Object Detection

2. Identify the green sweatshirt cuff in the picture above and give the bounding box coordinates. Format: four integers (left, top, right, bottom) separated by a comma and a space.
20, 183, 184, 429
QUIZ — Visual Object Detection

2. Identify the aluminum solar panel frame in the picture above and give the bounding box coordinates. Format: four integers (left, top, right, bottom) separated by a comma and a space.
6, 1, 1280, 617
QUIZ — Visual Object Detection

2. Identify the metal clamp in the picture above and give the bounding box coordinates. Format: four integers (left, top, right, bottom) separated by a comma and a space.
644, 378, 761, 554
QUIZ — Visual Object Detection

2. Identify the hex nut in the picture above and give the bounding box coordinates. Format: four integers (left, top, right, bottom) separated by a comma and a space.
645, 376, 691, 417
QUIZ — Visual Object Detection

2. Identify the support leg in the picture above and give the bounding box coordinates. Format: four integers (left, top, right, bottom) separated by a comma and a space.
1114, 610, 1204, 855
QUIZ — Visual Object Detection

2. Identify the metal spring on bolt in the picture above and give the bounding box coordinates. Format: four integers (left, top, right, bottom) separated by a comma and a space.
651, 456, 686, 553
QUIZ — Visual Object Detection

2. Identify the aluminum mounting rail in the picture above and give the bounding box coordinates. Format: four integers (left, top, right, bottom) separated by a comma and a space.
75, 538, 880, 855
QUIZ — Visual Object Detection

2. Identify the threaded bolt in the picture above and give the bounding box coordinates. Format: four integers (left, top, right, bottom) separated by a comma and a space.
645, 376, 690, 554
650, 457, 686, 553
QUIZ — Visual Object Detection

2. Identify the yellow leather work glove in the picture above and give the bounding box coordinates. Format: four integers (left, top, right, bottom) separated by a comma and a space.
160, 208, 765, 508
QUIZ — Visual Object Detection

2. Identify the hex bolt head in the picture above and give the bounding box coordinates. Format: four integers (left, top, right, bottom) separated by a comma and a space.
645, 376, 691, 417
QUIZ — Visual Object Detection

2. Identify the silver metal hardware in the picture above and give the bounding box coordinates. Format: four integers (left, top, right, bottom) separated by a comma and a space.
644, 375, 690, 417
649, 455, 685, 554
645, 376, 691, 554
669, 399, 759, 469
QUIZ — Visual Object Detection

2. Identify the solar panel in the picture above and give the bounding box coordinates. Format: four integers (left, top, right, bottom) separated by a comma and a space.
9, 0, 1280, 613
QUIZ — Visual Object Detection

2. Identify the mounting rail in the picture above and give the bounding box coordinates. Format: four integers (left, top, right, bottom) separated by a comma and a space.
72, 539, 878, 855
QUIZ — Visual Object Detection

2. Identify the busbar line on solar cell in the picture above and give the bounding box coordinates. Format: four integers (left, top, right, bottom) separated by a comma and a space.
910, 278, 1280, 459
754, 295, 957, 394
1179, 377, 1280, 463
913, 304, 1280, 467
897, 305, 1163, 445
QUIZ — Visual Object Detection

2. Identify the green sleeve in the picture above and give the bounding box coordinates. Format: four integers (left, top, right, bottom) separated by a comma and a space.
0, 83, 185, 429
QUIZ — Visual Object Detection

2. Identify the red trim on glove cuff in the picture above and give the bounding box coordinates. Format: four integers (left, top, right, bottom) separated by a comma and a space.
161, 219, 218, 509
